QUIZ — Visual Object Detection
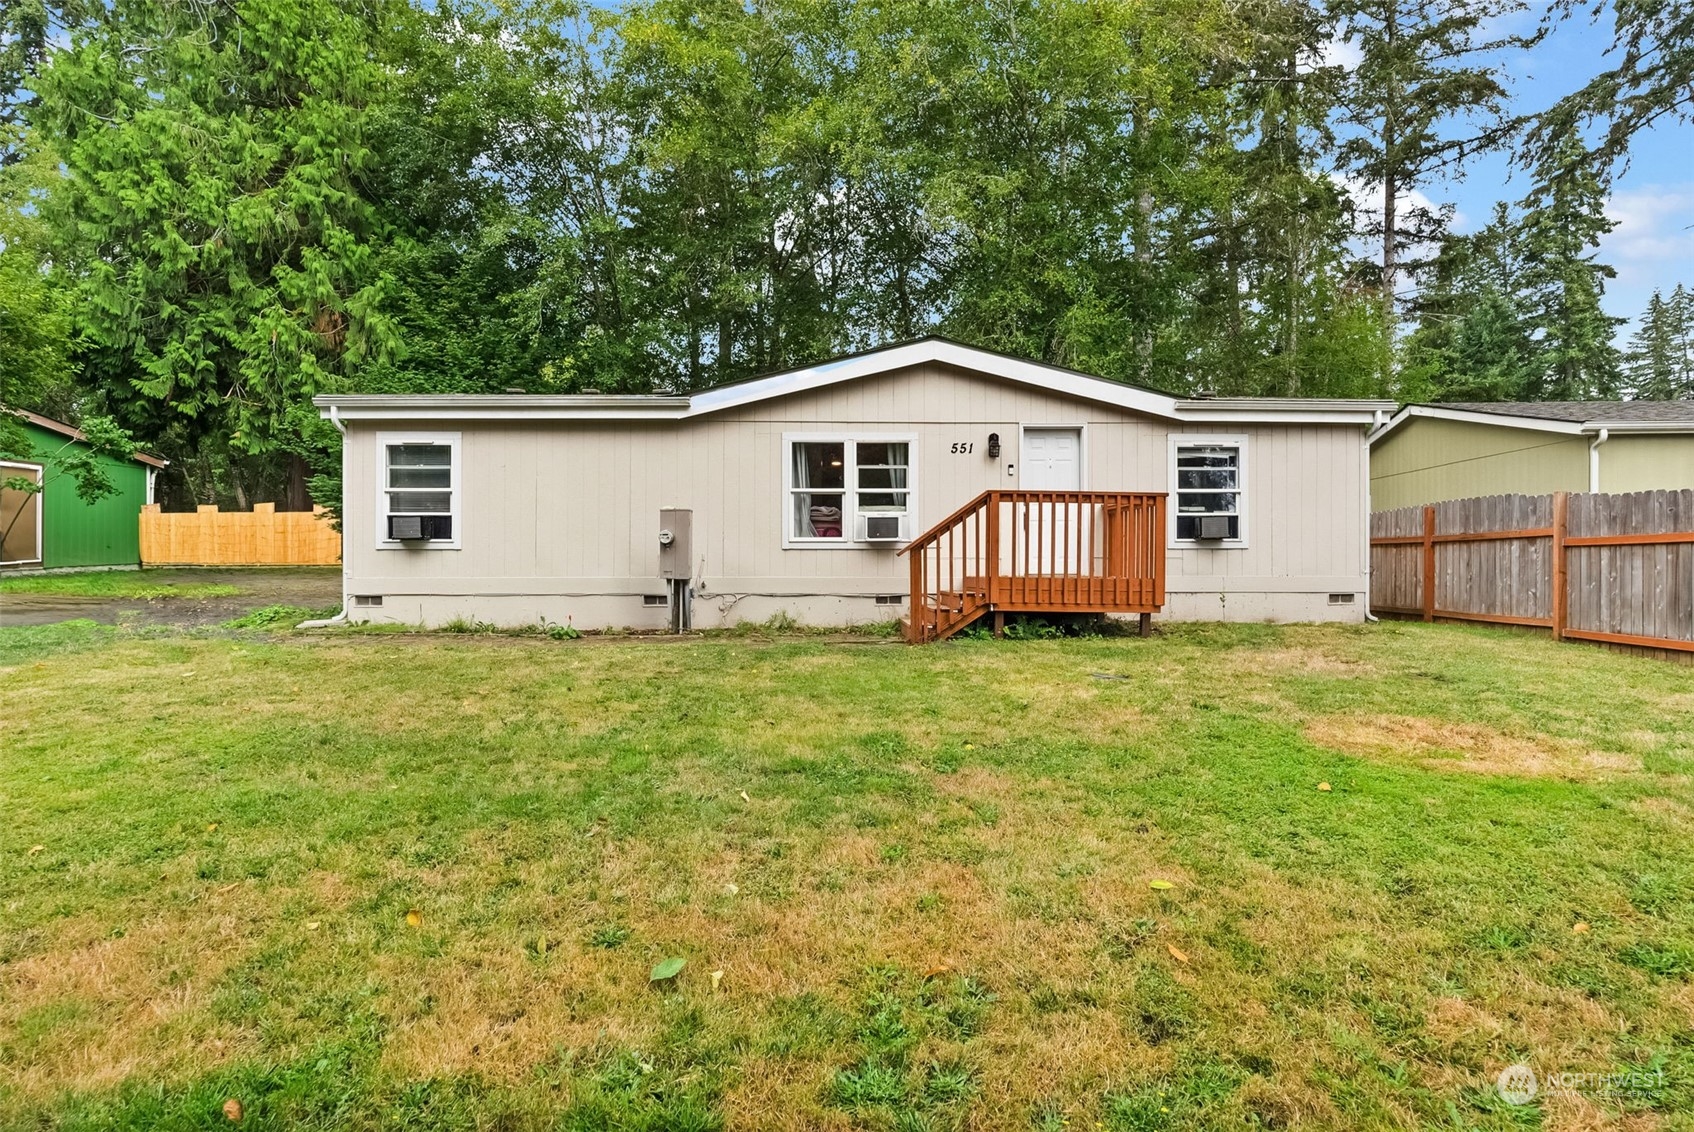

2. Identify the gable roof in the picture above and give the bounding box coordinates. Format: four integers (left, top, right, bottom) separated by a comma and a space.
1433, 400, 1694, 424
1369, 401, 1694, 445
316, 337, 1394, 426
13, 410, 169, 468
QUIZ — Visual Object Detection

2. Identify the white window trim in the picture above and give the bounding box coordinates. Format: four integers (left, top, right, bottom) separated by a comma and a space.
1168, 433, 1248, 549
0, 460, 45, 566
376, 431, 461, 550
781, 432, 918, 550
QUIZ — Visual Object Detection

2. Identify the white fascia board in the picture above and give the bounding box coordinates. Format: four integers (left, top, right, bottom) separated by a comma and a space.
1176, 402, 1392, 426
1368, 404, 1586, 445
1585, 420, 1694, 434
315, 394, 689, 422
684, 339, 1190, 420
314, 346, 1407, 428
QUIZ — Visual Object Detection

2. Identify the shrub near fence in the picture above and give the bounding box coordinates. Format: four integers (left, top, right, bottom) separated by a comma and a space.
140, 503, 341, 567
1371, 490, 1694, 656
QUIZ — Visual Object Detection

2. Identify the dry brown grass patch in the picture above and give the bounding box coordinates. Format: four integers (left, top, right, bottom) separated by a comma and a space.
1305, 715, 1639, 780
1228, 647, 1380, 678
0, 907, 261, 1098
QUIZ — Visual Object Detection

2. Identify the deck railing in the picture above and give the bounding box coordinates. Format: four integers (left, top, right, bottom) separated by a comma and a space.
900, 490, 1167, 642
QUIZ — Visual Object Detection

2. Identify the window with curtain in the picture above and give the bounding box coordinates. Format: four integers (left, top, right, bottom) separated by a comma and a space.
787, 438, 911, 543
791, 441, 845, 539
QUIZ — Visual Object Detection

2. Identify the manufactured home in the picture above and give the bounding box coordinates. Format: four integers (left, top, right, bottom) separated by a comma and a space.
316, 338, 1394, 639
1370, 401, 1694, 511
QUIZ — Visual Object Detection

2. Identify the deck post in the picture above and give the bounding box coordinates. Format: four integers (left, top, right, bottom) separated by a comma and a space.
901, 489, 1167, 644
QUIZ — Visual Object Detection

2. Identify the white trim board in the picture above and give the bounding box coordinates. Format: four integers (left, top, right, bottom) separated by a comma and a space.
1368, 404, 1694, 445
374, 431, 462, 551
1167, 434, 1249, 550
0, 460, 45, 567
318, 339, 1395, 427
780, 432, 918, 550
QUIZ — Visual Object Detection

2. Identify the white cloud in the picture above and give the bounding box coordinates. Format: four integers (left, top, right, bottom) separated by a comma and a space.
1600, 184, 1694, 332
1308, 35, 1363, 74
1603, 185, 1694, 272
1334, 173, 1466, 233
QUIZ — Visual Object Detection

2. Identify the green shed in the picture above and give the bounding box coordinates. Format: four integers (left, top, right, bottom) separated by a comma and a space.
1, 411, 167, 571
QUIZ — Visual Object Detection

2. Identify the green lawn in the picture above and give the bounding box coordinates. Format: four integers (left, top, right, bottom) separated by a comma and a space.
0, 569, 241, 599
2, 621, 1691, 1130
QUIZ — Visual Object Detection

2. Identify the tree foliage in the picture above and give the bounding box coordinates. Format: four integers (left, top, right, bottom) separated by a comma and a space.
34, 0, 403, 458
1, 0, 1688, 516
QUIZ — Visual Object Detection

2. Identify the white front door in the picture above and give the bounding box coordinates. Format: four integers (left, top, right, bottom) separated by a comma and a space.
1021, 428, 1082, 490
1018, 429, 1083, 575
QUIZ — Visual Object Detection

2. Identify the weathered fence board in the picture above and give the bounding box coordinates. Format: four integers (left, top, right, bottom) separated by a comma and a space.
1370, 490, 1694, 657
140, 503, 341, 567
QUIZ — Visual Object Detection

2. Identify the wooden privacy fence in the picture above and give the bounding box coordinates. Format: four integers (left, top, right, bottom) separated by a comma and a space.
1370, 490, 1694, 655
140, 503, 341, 566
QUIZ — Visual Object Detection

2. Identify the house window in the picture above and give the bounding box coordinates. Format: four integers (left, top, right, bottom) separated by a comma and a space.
787, 436, 912, 544
1172, 437, 1245, 544
378, 432, 459, 547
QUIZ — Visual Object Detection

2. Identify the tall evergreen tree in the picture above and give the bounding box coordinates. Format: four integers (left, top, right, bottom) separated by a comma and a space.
1533, 0, 1694, 171
1624, 288, 1694, 399
1329, 0, 1537, 301
1624, 292, 1675, 399
1400, 205, 1536, 401
35, 0, 404, 506
1516, 133, 1623, 400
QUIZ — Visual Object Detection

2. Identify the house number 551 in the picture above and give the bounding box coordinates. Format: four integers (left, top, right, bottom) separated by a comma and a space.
950, 442, 975, 454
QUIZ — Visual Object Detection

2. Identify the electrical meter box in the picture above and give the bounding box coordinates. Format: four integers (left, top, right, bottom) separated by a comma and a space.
659, 508, 692, 580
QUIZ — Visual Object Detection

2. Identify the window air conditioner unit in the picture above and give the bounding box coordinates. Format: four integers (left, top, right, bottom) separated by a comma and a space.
389, 515, 452, 541
862, 514, 904, 542
1196, 515, 1233, 541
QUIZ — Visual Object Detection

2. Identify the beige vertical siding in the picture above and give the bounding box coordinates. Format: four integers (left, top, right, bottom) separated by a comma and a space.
1599, 435, 1694, 494
1370, 418, 1588, 510
345, 361, 1369, 627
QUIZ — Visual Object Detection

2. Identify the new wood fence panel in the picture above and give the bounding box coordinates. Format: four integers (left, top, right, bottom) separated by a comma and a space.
140, 503, 341, 567
1370, 489, 1694, 656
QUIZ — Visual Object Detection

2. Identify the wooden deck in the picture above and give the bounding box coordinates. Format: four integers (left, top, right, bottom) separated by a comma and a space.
901, 490, 1167, 642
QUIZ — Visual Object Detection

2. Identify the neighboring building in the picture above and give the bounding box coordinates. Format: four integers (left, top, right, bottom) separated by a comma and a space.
316, 337, 1394, 633
1369, 401, 1694, 511
0, 411, 168, 570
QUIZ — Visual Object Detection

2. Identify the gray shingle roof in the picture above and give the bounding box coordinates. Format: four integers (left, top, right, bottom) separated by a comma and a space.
1433, 401, 1694, 424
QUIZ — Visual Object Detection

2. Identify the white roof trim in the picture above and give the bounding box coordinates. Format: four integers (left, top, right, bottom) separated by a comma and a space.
313, 394, 690, 422
317, 339, 1395, 425
1368, 404, 1694, 445
685, 339, 1191, 419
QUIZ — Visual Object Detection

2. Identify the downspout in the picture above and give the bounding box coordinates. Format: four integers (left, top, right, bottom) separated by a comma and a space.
1587, 427, 1608, 493
1364, 410, 1384, 622
298, 404, 351, 629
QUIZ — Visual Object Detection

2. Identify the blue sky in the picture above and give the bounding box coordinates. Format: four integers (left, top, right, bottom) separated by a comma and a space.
1338, 3, 1693, 339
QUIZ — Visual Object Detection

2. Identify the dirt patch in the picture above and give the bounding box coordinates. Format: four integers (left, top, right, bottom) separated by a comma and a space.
0, 568, 342, 628
1229, 647, 1379, 677
1305, 715, 1639, 780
